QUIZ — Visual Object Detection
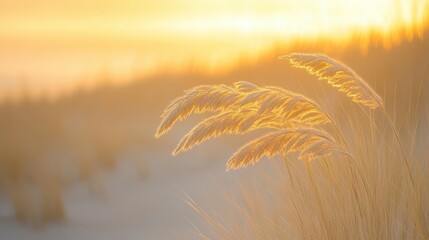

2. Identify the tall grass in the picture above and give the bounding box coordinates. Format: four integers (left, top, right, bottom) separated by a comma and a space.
156, 53, 429, 239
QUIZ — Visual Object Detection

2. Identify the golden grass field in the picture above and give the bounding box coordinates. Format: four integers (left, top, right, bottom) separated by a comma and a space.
0, 23, 429, 239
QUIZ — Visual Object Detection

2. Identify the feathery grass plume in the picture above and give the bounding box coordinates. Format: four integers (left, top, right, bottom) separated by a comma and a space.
156, 81, 332, 139
281, 53, 383, 109
239, 86, 332, 126
169, 82, 333, 155
157, 82, 260, 138
172, 108, 290, 155
155, 84, 242, 138
226, 128, 350, 170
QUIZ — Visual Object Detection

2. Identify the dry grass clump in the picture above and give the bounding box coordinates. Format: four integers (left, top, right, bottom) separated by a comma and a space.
156, 53, 429, 239
0, 110, 67, 225
0, 97, 146, 225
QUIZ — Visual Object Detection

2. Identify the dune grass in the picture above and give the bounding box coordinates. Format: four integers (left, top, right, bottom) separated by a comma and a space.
156, 53, 429, 239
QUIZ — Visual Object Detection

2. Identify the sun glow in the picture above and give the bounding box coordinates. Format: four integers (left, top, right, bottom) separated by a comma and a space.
0, 0, 428, 100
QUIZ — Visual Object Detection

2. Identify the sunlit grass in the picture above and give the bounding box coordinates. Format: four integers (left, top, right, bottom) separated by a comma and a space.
157, 53, 429, 239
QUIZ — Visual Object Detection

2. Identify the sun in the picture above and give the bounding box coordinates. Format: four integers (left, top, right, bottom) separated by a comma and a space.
234, 18, 256, 34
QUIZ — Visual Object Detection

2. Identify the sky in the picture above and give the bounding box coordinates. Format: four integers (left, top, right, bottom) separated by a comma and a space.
0, 0, 428, 100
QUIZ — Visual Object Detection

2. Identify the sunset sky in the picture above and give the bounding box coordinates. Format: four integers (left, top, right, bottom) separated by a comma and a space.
0, 0, 428, 100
